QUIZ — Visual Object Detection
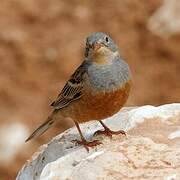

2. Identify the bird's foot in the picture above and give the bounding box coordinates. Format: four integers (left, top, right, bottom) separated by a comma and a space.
72, 139, 102, 152
94, 128, 126, 138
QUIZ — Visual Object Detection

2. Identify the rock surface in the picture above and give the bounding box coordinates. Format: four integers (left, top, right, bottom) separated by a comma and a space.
148, 0, 180, 37
0, 122, 28, 164
16, 104, 180, 180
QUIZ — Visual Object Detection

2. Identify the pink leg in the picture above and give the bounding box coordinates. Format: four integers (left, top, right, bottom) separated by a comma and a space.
72, 121, 102, 152
94, 120, 126, 138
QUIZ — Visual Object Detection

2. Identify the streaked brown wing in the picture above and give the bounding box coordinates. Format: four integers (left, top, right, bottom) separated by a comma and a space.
51, 64, 86, 109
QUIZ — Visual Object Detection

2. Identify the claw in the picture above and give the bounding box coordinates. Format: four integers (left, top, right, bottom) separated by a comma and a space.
94, 128, 126, 138
72, 139, 102, 152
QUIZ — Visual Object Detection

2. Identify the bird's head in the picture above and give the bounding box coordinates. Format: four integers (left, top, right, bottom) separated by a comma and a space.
85, 32, 119, 65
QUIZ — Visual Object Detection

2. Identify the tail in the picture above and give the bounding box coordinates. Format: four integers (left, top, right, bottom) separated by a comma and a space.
25, 114, 55, 142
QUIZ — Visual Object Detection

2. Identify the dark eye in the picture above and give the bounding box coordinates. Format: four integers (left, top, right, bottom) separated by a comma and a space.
105, 36, 109, 43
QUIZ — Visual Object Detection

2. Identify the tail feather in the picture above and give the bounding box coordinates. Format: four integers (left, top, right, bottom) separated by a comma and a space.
25, 116, 55, 142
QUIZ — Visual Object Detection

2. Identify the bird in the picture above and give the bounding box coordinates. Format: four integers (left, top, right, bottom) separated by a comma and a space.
25, 32, 132, 151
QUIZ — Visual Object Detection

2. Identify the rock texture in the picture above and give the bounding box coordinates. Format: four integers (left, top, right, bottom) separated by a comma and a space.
0, 123, 28, 164
17, 104, 180, 180
148, 0, 180, 37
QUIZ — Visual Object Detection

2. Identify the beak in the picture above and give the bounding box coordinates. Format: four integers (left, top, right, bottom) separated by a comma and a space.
92, 42, 103, 51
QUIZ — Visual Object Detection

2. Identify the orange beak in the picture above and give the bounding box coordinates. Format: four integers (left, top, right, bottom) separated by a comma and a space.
93, 43, 102, 51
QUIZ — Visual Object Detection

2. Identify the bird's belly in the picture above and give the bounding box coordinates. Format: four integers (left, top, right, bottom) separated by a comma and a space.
63, 81, 131, 122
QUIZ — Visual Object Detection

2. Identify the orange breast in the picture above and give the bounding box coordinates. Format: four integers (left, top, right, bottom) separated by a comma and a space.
61, 81, 131, 123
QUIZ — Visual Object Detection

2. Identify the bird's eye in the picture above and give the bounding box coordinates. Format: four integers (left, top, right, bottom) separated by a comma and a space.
105, 36, 109, 43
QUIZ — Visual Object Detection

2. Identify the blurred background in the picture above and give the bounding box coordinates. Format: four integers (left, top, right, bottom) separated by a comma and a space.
0, 0, 180, 179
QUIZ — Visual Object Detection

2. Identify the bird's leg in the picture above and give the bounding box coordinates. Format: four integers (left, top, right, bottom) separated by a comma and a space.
94, 120, 126, 138
72, 121, 102, 152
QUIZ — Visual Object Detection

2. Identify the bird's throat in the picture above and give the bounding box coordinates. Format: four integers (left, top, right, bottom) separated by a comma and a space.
91, 47, 118, 65
92, 53, 109, 65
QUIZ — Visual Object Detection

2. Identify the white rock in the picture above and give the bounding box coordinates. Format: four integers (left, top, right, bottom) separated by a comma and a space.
147, 0, 180, 37
0, 122, 28, 164
16, 103, 180, 180
168, 130, 180, 139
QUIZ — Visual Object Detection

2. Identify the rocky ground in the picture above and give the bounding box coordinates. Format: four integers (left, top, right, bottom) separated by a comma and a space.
17, 104, 180, 180
0, 0, 180, 179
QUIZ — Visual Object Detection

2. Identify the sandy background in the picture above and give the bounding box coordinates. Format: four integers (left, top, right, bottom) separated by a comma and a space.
0, 0, 180, 179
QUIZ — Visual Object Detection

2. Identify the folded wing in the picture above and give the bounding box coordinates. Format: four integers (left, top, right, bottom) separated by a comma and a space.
51, 64, 86, 109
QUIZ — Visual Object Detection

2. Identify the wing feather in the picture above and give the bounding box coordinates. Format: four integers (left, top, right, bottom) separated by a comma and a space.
51, 64, 86, 109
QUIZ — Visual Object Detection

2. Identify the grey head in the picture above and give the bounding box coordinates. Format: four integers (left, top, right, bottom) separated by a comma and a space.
83, 32, 131, 92
85, 32, 119, 59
